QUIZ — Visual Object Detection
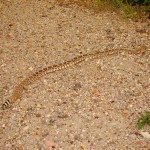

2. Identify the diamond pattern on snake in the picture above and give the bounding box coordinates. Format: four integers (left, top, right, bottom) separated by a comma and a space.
2, 46, 147, 109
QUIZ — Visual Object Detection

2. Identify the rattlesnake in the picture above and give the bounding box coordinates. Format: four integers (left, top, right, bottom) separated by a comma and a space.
2, 46, 147, 109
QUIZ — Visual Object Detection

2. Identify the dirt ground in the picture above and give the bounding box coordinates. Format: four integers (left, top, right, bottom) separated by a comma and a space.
0, 0, 150, 149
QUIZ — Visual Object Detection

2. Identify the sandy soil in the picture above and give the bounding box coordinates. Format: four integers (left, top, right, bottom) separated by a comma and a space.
0, 0, 150, 149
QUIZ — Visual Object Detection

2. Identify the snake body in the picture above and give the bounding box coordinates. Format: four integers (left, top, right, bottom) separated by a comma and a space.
2, 47, 147, 109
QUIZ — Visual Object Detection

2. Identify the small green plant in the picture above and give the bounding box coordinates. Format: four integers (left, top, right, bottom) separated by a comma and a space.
91, 0, 150, 18
112, 0, 135, 17
137, 112, 150, 129
127, 0, 150, 5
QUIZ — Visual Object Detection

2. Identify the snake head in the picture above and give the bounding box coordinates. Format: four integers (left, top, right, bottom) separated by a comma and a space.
135, 46, 147, 54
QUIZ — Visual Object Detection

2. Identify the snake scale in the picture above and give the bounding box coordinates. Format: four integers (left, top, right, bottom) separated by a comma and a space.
2, 46, 147, 109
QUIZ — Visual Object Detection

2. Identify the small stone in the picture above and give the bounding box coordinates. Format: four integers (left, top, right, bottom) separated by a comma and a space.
44, 140, 56, 148
136, 29, 146, 33
0, 129, 3, 134
36, 103, 42, 108
35, 113, 41, 117
136, 140, 142, 145
80, 143, 86, 149
123, 110, 129, 115
72, 82, 82, 91
105, 112, 109, 116
7, 32, 13, 38
2, 124, 5, 128
28, 67, 33, 71
92, 88, 97, 94
23, 126, 29, 131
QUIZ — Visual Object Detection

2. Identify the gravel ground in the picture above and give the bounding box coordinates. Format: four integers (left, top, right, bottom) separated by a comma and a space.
0, 0, 150, 149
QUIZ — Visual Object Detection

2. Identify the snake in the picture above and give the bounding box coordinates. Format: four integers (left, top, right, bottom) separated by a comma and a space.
1, 46, 147, 109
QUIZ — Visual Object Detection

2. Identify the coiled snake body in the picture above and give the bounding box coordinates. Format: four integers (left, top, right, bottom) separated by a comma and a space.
2, 46, 147, 109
